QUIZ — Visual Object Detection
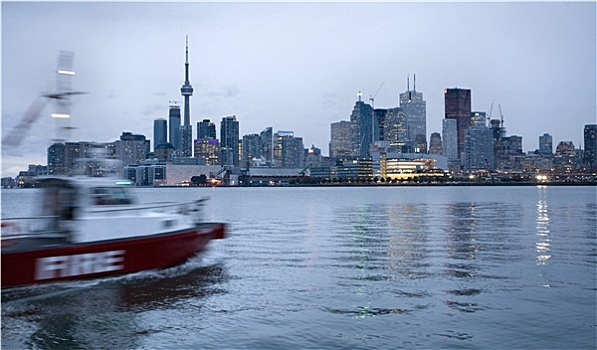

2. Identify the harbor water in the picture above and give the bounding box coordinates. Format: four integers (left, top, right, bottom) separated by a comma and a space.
1, 185, 596, 349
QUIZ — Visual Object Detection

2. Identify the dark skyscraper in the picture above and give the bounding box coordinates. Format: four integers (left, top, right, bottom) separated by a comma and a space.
444, 88, 472, 159
350, 93, 374, 158
180, 36, 194, 157
153, 118, 167, 151
197, 119, 216, 140
584, 124, 597, 168
169, 104, 181, 151
220, 115, 239, 166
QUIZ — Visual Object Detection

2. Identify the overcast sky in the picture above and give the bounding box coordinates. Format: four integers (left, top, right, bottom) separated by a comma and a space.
2, 1, 596, 177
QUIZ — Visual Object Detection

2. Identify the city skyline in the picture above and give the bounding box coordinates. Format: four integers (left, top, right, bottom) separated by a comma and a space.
2, 2, 596, 177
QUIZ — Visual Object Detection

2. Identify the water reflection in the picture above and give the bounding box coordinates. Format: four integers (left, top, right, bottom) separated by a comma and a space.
444, 203, 481, 279
535, 186, 552, 266
1, 263, 228, 349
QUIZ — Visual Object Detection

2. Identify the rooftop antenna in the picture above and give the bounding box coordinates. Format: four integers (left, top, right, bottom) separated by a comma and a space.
407, 74, 410, 91
413, 73, 416, 92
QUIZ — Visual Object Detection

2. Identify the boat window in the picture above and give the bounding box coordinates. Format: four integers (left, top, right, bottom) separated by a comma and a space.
92, 187, 134, 205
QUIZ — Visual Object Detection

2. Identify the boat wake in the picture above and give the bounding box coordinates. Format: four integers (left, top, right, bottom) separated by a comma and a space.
1, 247, 227, 303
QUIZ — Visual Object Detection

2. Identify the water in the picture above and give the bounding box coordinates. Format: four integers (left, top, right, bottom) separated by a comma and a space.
2, 185, 596, 349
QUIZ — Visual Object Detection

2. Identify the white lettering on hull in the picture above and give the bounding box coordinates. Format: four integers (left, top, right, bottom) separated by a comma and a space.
35, 250, 125, 280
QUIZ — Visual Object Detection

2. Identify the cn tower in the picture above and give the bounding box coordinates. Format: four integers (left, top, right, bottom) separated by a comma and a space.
180, 35, 193, 157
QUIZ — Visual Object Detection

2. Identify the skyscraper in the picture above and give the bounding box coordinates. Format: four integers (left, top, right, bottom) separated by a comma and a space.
197, 119, 216, 140
153, 118, 167, 152
384, 107, 408, 151
463, 123, 494, 170
282, 136, 304, 168
260, 127, 274, 164
539, 133, 553, 155
444, 88, 472, 159
350, 93, 374, 157
584, 124, 597, 168
399, 75, 426, 151
180, 36, 194, 157
242, 134, 261, 161
429, 132, 443, 155
169, 104, 181, 151
330, 121, 352, 158
220, 115, 239, 166
442, 118, 458, 161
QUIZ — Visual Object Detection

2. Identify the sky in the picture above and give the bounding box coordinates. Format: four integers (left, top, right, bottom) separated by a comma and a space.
2, 1, 596, 177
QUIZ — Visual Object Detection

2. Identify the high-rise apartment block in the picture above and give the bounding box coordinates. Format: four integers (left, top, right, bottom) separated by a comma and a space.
115, 132, 149, 166
444, 88, 472, 159
220, 116, 239, 166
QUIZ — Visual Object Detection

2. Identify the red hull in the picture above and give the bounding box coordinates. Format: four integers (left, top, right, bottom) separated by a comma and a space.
1, 223, 225, 288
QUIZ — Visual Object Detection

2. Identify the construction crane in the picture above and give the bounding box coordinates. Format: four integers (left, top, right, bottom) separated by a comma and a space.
369, 81, 385, 145
498, 104, 505, 127
488, 102, 494, 123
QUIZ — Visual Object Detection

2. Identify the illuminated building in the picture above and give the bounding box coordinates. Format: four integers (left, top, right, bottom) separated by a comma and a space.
399, 75, 426, 152
180, 36, 194, 157
330, 121, 352, 158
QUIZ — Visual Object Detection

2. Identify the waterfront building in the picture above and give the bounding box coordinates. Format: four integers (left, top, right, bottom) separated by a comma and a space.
194, 139, 220, 165
350, 94, 374, 157
335, 157, 372, 180
399, 75, 426, 151
220, 116, 239, 166
180, 36, 194, 157
242, 133, 261, 161
330, 121, 352, 159
429, 132, 443, 155
371, 150, 448, 180
198, 119, 216, 140
155, 143, 175, 162
169, 104, 181, 151
124, 162, 167, 186
444, 88, 472, 159
442, 118, 458, 161
153, 118, 167, 151
282, 136, 304, 168
538, 133, 553, 155
583, 124, 597, 169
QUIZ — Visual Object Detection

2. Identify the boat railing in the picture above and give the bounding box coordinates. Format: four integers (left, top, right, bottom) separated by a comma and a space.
85, 199, 206, 223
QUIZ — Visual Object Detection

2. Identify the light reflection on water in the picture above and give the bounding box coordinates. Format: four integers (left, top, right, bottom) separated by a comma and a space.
1, 186, 596, 349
